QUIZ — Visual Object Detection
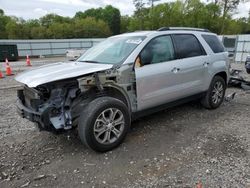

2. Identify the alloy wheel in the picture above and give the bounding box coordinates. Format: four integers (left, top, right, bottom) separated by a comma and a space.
94, 108, 125, 144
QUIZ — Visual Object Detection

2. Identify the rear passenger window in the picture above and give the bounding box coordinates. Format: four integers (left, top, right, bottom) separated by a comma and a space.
202, 34, 225, 53
172, 34, 206, 59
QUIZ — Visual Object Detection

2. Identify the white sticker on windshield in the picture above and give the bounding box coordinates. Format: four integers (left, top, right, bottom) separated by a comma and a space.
126, 39, 142, 44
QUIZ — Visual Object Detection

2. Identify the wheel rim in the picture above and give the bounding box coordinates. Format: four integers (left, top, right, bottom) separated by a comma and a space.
94, 108, 125, 145
211, 81, 224, 104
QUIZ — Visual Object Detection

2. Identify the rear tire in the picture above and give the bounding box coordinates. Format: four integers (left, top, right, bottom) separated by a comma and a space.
201, 76, 226, 109
78, 97, 130, 152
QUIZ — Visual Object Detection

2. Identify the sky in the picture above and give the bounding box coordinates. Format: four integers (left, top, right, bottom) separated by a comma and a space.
0, 0, 249, 20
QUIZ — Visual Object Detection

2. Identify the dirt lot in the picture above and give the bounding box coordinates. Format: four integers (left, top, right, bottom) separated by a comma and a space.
0, 58, 249, 188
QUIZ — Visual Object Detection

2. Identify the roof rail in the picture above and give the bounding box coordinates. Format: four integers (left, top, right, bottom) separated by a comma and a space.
157, 27, 210, 32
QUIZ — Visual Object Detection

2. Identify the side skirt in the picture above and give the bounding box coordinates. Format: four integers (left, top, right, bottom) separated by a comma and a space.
131, 92, 206, 121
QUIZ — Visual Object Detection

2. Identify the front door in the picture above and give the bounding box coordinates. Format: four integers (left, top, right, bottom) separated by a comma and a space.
135, 35, 182, 111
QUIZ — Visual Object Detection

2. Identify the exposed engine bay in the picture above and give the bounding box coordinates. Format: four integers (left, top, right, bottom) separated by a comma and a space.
16, 65, 136, 132
17, 80, 79, 131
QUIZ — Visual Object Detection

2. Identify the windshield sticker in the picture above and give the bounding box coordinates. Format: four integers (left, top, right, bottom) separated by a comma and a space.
126, 39, 142, 44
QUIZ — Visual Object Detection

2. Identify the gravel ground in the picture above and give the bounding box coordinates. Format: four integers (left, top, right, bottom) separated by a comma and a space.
0, 59, 249, 188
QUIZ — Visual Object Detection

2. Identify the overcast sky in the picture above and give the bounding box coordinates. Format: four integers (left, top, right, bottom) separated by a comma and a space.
0, 0, 249, 20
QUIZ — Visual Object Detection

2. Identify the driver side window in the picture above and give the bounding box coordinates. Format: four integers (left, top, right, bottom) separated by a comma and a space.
140, 35, 175, 66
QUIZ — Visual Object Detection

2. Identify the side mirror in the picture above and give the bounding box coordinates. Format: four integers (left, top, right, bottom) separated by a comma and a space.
228, 53, 234, 58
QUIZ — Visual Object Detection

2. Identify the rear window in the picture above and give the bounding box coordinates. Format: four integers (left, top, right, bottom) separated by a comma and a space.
172, 34, 206, 59
202, 34, 225, 53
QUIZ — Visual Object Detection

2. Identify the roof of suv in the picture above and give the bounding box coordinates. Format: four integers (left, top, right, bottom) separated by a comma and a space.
114, 27, 214, 38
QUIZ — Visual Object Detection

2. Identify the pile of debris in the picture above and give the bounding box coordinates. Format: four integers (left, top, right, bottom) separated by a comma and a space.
228, 69, 250, 90
225, 69, 250, 102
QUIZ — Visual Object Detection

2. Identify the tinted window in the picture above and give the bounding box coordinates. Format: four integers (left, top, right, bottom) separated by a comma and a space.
140, 35, 175, 65
172, 34, 205, 59
202, 34, 225, 53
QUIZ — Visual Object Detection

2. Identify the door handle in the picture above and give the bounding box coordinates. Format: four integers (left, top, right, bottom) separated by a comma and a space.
203, 62, 210, 67
171, 67, 180, 73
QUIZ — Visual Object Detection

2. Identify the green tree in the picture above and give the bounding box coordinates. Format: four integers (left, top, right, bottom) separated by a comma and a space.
30, 26, 47, 39
133, 0, 146, 29
0, 9, 4, 16
102, 5, 121, 34
74, 17, 111, 38
0, 10, 11, 39
183, 0, 206, 27
47, 23, 71, 38
75, 8, 103, 20
0, 1, 249, 39
120, 16, 131, 33
202, 3, 221, 33
213, 0, 241, 34
75, 6, 121, 35
5, 20, 19, 39
40, 14, 71, 27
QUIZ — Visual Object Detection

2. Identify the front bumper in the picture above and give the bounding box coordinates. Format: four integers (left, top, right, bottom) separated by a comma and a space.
16, 99, 42, 123
16, 99, 60, 132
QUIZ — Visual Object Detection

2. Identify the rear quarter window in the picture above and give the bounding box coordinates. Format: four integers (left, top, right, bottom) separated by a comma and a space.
202, 34, 225, 53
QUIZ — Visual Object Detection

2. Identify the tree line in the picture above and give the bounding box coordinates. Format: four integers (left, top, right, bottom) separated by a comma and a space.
0, 0, 249, 39
0, 5, 119, 39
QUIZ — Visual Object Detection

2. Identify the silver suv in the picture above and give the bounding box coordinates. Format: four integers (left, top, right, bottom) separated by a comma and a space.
16, 27, 229, 152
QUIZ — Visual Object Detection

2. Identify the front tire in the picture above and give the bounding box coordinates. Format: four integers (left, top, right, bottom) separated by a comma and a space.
201, 76, 226, 109
78, 97, 130, 152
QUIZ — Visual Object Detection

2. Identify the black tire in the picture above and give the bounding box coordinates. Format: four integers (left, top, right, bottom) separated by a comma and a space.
201, 76, 226, 109
246, 69, 250, 74
78, 97, 130, 152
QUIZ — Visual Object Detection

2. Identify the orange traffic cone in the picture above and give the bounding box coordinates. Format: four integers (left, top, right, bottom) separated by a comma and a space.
0, 70, 4, 78
26, 55, 31, 66
5, 58, 13, 76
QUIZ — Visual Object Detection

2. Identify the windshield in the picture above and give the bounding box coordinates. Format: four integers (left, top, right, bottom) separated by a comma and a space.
77, 36, 146, 64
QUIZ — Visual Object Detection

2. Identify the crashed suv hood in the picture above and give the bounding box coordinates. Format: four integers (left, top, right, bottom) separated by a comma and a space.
15, 62, 113, 87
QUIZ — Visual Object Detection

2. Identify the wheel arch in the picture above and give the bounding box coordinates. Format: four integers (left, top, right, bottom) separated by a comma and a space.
86, 86, 132, 115
104, 86, 130, 107
213, 71, 228, 85
71, 85, 132, 123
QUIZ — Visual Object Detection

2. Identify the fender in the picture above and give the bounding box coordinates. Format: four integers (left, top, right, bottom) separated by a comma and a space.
77, 72, 134, 114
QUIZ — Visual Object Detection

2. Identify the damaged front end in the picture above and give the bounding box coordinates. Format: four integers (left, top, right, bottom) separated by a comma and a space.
16, 60, 136, 133
17, 80, 80, 132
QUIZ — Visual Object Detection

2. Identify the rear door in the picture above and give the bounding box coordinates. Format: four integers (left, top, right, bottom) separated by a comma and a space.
171, 34, 210, 93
